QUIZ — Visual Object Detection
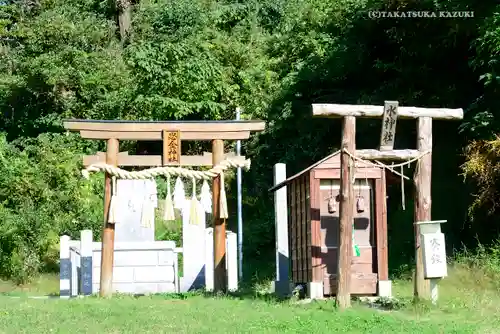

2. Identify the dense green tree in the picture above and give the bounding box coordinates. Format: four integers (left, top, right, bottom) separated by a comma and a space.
1, 0, 499, 283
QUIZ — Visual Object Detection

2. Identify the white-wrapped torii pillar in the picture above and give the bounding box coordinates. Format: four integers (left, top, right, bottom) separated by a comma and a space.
312, 102, 463, 308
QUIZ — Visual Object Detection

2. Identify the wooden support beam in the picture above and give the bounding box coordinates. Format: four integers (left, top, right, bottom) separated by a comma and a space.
64, 119, 266, 132
212, 139, 227, 292
79, 130, 251, 141
375, 171, 389, 281
100, 138, 119, 298
379, 101, 399, 150
337, 116, 356, 309
356, 149, 420, 160
312, 104, 463, 120
83, 152, 245, 167
414, 117, 432, 300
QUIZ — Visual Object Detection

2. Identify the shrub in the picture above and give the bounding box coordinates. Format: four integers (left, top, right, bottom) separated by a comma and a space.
0, 132, 102, 284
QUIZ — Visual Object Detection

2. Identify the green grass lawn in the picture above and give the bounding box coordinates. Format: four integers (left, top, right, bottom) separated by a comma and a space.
0, 264, 499, 333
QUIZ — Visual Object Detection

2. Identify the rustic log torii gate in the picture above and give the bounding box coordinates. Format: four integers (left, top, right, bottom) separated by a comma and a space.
64, 119, 265, 297
312, 101, 463, 308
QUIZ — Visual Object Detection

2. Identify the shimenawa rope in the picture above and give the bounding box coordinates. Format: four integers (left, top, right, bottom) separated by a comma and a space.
341, 148, 430, 252
81, 157, 251, 219
342, 148, 431, 211
342, 148, 431, 169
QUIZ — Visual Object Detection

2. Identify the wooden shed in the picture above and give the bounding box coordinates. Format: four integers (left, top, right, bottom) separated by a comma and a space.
270, 151, 388, 296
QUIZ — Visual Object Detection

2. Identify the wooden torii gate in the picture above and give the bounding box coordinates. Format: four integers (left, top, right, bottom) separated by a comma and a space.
312, 101, 463, 308
63, 119, 265, 296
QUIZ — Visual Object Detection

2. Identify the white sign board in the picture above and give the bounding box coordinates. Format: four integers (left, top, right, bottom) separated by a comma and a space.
422, 232, 447, 278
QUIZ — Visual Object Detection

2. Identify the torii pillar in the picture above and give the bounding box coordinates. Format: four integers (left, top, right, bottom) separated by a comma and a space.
312, 102, 463, 306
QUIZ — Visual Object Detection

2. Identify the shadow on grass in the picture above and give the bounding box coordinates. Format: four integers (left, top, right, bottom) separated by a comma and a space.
149, 288, 290, 303
0, 291, 60, 299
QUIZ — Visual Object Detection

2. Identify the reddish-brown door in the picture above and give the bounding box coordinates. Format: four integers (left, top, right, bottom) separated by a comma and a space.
319, 179, 378, 295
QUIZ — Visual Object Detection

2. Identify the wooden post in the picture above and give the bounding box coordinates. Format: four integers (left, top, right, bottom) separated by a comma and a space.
337, 116, 356, 309
99, 138, 119, 297
414, 117, 432, 299
375, 171, 389, 282
212, 139, 226, 292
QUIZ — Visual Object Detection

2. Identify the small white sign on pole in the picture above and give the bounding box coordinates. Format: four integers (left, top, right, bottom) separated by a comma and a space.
422, 232, 447, 279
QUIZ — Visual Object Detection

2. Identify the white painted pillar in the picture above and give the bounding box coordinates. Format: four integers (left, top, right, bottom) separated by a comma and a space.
174, 248, 181, 293
205, 228, 237, 292
59, 235, 71, 298
80, 230, 93, 295
273, 163, 290, 296
70, 247, 79, 297
226, 231, 238, 292
181, 198, 207, 292
205, 228, 214, 292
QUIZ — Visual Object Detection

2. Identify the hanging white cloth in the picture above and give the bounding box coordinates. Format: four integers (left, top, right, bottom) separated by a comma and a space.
189, 178, 203, 225
108, 176, 121, 224
163, 175, 176, 221
173, 177, 185, 210
200, 179, 212, 214
148, 178, 158, 208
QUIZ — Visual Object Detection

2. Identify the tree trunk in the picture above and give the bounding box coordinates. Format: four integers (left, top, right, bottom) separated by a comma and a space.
116, 0, 132, 43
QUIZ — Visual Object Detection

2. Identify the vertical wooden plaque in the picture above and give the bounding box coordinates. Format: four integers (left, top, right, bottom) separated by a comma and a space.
379, 101, 399, 151
163, 130, 181, 165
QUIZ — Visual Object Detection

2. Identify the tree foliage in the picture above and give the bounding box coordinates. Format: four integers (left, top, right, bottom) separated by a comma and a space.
1, 0, 500, 282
